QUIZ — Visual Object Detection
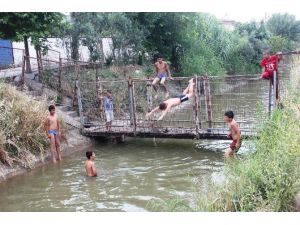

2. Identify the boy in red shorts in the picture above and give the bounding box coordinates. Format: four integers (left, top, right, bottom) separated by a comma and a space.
224, 110, 241, 159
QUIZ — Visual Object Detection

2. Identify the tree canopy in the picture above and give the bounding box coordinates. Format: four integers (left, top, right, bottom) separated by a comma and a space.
1, 12, 300, 76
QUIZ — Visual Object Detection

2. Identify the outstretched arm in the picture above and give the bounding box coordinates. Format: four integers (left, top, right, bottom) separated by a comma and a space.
146, 106, 159, 118
158, 105, 171, 121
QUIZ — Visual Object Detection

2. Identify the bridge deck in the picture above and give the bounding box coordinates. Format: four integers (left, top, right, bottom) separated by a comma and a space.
81, 123, 257, 140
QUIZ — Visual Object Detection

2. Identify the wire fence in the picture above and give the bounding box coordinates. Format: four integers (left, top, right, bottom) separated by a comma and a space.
76, 74, 280, 138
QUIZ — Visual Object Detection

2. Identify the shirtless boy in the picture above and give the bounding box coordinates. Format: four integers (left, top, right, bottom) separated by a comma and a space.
44, 105, 62, 163
224, 111, 241, 159
152, 54, 174, 98
146, 78, 195, 121
85, 151, 97, 177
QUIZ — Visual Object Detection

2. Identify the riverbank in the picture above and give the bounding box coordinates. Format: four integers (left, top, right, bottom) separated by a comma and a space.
198, 55, 300, 211
150, 55, 300, 212
0, 83, 93, 182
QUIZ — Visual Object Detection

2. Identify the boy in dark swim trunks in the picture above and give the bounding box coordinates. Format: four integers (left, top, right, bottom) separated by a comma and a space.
146, 78, 195, 121
152, 54, 174, 98
44, 105, 62, 163
224, 110, 241, 159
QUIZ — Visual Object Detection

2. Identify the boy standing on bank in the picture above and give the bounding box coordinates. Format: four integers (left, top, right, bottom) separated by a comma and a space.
224, 111, 241, 159
44, 105, 62, 163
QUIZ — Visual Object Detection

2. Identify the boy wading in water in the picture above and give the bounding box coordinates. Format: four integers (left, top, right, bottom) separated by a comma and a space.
85, 151, 97, 177
44, 105, 62, 163
224, 111, 241, 159
152, 54, 174, 99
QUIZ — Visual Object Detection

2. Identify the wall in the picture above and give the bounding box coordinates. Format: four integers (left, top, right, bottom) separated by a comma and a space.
11, 38, 113, 67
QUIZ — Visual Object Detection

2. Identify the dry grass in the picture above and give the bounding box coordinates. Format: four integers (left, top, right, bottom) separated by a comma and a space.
0, 83, 66, 168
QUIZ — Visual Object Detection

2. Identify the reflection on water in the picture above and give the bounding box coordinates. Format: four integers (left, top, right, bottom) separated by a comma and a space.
0, 138, 240, 212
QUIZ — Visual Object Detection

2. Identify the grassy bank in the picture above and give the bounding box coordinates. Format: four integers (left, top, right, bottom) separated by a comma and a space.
0, 83, 51, 169
150, 55, 300, 212
197, 56, 300, 211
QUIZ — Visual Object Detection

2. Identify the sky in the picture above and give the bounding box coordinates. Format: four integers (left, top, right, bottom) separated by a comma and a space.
2, 0, 300, 23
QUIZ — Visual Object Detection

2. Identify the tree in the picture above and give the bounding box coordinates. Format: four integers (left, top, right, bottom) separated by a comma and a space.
267, 13, 300, 42
0, 12, 66, 72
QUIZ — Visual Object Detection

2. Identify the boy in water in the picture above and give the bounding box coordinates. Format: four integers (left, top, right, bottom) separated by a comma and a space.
152, 54, 174, 98
224, 111, 241, 159
44, 105, 62, 163
146, 78, 195, 121
85, 151, 97, 177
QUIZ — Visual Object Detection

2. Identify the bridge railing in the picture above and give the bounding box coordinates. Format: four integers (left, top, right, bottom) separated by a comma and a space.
75, 74, 278, 137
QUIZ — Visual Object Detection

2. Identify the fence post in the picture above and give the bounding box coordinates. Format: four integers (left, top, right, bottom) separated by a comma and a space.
146, 78, 152, 113
128, 77, 136, 135
197, 76, 202, 129
75, 80, 84, 127
268, 78, 272, 116
193, 75, 200, 138
58, 57, 62, 95
20, 55, 26, 89
72, 62, 79, 107
36, 50, 41, 80
273, 70, 277, 109
203, 76, 212, 128
96, 76, 105, 121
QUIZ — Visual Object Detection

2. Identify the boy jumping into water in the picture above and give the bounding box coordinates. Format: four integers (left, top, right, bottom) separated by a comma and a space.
85, 151, 97, 177
146, 78, 195, 121
224, 110, 241, 159
152, 54, 174, 98
44, 105, 62, 163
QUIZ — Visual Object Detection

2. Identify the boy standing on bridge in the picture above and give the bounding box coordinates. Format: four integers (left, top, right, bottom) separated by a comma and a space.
224, 110, 241, 159
44, 105, 62, 163
101, 90, 114, 131
152, 54, 174, 99
146, 78, 195, 121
